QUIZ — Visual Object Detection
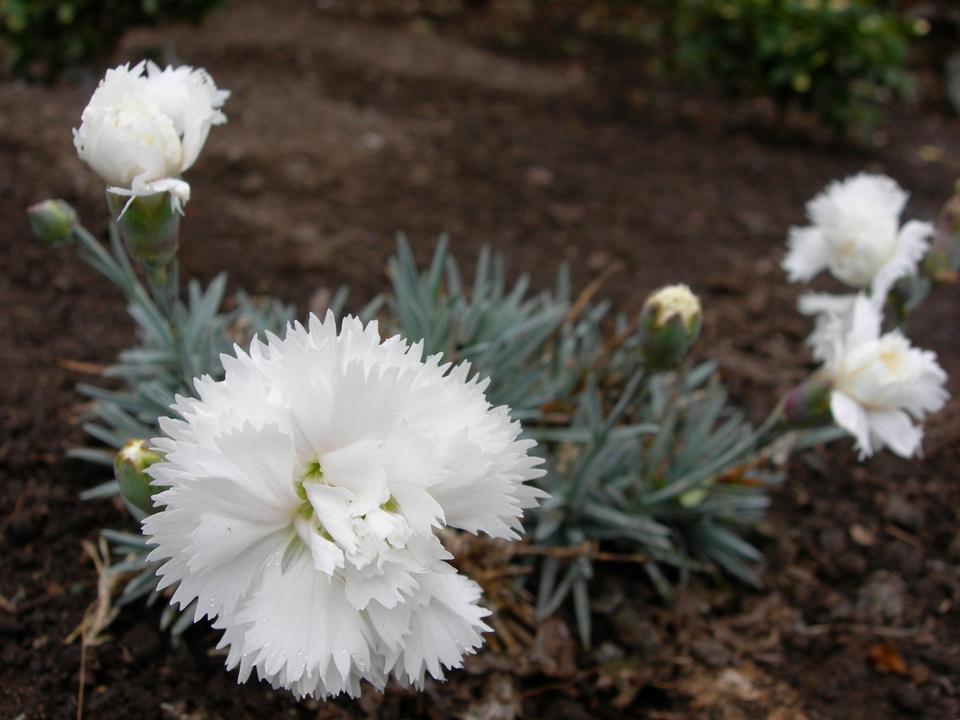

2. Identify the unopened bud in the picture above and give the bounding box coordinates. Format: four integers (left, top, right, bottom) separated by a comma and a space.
106, 191, 180, 266
114, 439, 162, 515
922, 248, 958, 285
783, 375, 833, 427
930, 192, 960, 284
27, 199, 77, 245
638, 284, 702, 371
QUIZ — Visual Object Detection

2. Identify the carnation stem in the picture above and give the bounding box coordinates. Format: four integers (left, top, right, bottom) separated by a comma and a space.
144, 258, 180, 321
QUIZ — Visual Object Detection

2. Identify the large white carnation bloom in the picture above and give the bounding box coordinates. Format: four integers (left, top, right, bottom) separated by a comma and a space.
142, 313, 546, 699
825, 295, 947, 459
783, 174, 932, 302
73, 61, 228, 213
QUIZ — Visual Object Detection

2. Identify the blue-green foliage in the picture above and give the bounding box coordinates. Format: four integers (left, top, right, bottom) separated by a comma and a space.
67, 223, 294, 477
60, 221, 295, 634
383, 237, 782, 644
64, 223, 785, 645
0, 0, 224, 81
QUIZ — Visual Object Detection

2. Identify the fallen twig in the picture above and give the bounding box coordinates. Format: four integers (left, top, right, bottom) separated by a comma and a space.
794, 622, 921, 639
66, 538, 123, 720
58, 358, 108, 375
565, 261, 623, 324
884, 524, 924, 549
514, 541, 649, 565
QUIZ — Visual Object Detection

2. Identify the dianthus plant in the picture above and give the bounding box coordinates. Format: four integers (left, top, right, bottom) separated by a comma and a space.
27, 62, 954, 699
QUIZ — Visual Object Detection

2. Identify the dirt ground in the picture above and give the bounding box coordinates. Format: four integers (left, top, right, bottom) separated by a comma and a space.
2, 1, 960, 718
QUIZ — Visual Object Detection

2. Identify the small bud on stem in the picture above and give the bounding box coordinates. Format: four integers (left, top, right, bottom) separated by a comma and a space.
27, 200, 77, 246
928, 192, 960, 285
114, 439, 162, 515
638, 284, 703, 371
922, 248, 958, 285
782, 374, 833, 427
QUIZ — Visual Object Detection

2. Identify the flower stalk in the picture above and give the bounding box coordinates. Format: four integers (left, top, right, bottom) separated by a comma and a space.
106, 191, 181, 317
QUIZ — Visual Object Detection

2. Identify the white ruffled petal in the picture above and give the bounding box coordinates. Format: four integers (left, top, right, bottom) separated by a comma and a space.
783, 226, 829, 282
870, 220, 932, 302
304, 483, 359, 554
830, 390, 873, 458
227, 553, 374, 695
867, 409, 923, 458
842, 295, 882, 352
386, 572, 491, 688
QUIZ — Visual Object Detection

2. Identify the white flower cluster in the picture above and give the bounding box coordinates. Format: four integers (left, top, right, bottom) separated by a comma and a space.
143, 313, 546, 698
74, 61, 228, 213
784, 174, 948, 458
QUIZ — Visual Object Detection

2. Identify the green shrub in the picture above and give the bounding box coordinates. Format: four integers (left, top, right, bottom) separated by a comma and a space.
666, 0, 925, 136
0, 0, 224, 81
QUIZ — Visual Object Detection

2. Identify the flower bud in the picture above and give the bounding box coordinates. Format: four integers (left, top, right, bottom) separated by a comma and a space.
27, 199, 77, 246
107, 191, 180, 266
926, 192, 960, 285
74, 61, 227, 215
782, 375, 833, 427
921, 248, 957, 285
114, 439, 162, 515
638, 284, 702, 371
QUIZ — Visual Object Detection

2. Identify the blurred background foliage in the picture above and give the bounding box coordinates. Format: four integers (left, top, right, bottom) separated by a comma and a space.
2, 0, 957, 136
664, 0, 924, 137
337, 0, 959, 137
0, 0, 224, 81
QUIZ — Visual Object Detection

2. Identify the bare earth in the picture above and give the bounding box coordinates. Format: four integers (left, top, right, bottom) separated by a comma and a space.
1, 2, 959, 717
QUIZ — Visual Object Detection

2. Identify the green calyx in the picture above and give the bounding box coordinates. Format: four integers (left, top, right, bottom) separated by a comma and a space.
639, 307, 703, 371
783, 374, 834, 428
106, 191, 180, 266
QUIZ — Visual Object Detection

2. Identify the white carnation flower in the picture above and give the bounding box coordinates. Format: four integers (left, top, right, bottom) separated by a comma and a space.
73, 61, 228, 213
825, 295, 948, 459
783, 174, 932, 302
142, 313, 546, 699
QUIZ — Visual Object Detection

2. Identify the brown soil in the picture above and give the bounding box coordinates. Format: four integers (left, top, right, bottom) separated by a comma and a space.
2, 2, 959, 718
